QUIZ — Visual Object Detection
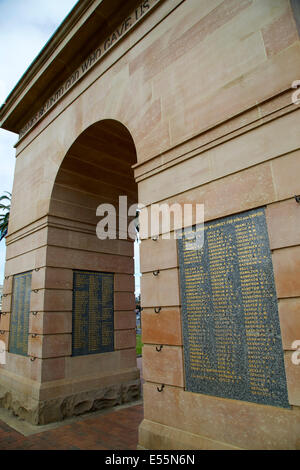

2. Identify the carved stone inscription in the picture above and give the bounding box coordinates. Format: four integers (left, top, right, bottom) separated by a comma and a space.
177, 208, 289, 408
9, 271, 32, 356
19, 0, 161, 140
72, 270, 114, 356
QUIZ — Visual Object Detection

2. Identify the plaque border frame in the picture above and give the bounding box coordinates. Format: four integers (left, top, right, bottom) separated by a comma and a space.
177, 206, 290, 409
71, 269, 115, 357
9, 270, 32, 357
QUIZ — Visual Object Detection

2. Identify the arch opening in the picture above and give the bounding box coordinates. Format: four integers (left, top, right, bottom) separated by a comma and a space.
44, 119, 140, 421
50, 119, 138, 232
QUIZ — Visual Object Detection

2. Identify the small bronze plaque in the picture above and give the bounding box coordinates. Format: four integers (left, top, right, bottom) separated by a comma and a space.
177, 208, 289, 408
9, 271, 32, 356
72, 270, 114, 356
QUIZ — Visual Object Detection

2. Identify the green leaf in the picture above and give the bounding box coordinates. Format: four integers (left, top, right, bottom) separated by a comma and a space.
0, 192, 10, 242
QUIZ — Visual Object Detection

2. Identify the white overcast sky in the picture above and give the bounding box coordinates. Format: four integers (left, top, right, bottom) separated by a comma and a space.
0, 0, 78, 283
0, 0, 141, 293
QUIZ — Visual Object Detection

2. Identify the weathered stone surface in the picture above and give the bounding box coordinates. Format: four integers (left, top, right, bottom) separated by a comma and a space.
142, 308, 182, 346
266, 198, 300, 250
143, 345, 184, 387
143, 383, 300, 450
0, 386, 40, 424
139, 419, 240, 450
0, 380, 141, 425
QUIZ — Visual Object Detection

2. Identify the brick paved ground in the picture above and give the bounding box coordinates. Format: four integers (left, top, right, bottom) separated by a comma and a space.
0, 403, 144, 450
0, 358, 145, 450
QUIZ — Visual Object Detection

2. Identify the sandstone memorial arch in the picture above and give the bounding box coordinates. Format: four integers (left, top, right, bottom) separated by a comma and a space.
0, 0, 300, 450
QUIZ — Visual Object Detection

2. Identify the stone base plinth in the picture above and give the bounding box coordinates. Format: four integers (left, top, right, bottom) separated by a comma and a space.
139, 383, 300, 450
138, 419, 240, 450
0, 368, 140, 425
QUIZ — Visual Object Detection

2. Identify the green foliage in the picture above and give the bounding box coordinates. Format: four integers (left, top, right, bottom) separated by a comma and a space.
0, 192, 11, 241
136, 333, 143, 357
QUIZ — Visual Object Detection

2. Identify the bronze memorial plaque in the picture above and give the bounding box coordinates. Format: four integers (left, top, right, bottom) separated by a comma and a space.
177, 207, 289, 408
72, 270, 114, 356
9, 271, 32, 356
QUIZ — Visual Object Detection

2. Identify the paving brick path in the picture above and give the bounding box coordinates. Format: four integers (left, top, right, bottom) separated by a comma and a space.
0, 358, 144, 450
0, 403, 144, 450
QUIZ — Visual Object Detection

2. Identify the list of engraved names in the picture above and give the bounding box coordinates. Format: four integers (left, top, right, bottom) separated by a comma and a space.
9, 271, 32, 356
72, 271, 114, 356
177, 208, 289, 408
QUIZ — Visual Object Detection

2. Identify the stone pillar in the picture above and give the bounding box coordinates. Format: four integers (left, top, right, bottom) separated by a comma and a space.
137, 154, 300, 451
0, 220, 140, 424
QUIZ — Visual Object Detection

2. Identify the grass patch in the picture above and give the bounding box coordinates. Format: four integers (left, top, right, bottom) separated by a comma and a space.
136, 333, 143, 356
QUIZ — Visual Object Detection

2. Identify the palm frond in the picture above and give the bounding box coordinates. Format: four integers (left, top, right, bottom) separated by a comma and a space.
0, 192, 11, 241
0, 216, 9, 226
0, 195, 11, 203
0, 204, 10, 211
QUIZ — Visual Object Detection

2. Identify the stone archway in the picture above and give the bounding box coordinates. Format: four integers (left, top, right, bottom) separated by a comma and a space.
1, 119, 140, 424
1, 0, 300, 450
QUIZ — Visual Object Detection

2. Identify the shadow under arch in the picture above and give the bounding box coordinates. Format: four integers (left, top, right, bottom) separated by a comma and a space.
50, 119, 138, 222
45, 119, 140, 420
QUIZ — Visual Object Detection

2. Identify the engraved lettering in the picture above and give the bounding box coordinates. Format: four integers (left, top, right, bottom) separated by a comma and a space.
177, 208, 290, 408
